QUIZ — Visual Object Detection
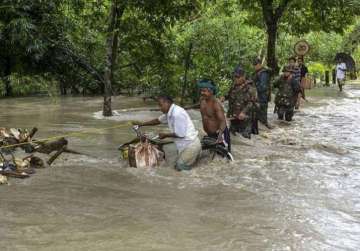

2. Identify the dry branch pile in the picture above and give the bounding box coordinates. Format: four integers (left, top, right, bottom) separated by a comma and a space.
0, 127, 78, 183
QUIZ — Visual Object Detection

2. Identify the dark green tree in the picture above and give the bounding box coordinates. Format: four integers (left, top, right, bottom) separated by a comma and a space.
239, 0, 360, 73
100, 0, 199, 116
0, 0, 104, 96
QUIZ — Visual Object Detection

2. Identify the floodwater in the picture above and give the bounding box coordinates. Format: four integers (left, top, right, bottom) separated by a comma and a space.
1, 83, 360, 251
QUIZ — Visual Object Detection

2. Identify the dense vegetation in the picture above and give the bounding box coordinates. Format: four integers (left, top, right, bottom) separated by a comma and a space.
0, 0, 359, 115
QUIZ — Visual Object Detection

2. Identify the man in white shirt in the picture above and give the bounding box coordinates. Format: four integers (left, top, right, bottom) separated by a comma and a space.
134, 95, 201, 171
336, 59, 347, 92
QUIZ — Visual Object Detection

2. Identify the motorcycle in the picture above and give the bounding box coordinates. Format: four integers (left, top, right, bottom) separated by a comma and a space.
118, 126, 233, 168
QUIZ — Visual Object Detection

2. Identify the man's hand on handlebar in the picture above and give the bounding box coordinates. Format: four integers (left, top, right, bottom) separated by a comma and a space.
158, 133, 168, 139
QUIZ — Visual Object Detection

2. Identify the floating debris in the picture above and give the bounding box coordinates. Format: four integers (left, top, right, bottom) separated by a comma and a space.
0, 127, 79, 181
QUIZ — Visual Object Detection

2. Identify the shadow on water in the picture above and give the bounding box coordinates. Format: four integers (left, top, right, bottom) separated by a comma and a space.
1, 83, 360, 250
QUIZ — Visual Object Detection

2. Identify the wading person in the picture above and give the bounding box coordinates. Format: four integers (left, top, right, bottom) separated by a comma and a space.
253, 57, 272, 129
196, 79, 231, 152
288, 56, 302, 109
288, 56, 301, 83
227, 66, 258, 139
296, 57, 308, 109
133, 96, 201, 171
273, 66, 301, 121
336, 59, 347, 92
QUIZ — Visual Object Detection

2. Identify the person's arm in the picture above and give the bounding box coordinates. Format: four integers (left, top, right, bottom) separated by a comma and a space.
338, 63, 347, 72
184, 103, 200, 110
237, 91, 256, 120
214, 100, 227, 141
132, 118, 161, 127
158, 132, 178, 139
238, 103, 252, 120
245, 87, 259, 112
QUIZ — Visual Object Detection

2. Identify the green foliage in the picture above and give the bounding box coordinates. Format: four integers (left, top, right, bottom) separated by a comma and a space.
305, 32, 343, 64
307, 62, 326, 77
0, 0, 359, 99
343, 19, 360, 54
0, 74, 57, 96
171, 9, 265, 97
238, 0, 360, 72
240, 0, 360, 35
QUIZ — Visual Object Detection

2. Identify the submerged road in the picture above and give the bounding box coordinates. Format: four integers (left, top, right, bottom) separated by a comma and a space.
0, 82, 360, 251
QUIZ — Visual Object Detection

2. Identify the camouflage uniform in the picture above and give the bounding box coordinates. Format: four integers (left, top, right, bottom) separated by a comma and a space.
227, 81, 258, 138
253, 67, 271, 126
273, 75, 300, 121
290, 65, 303, 109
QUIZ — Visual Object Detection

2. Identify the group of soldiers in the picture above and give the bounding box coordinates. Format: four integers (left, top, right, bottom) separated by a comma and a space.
134, 56, 307, 171
225, 56, 307, 139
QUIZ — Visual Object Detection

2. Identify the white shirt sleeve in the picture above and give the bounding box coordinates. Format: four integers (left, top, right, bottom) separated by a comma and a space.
173, 112, 188, 138
158, 114, 167, 124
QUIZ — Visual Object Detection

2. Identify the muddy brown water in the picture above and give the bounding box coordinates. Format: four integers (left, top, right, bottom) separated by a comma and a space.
1, 83, 360, 251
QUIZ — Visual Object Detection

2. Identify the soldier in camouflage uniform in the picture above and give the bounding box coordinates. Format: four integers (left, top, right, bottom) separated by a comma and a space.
253, 58, 272, 128
226, 66, 258, 139
288, 56, 303, 109
273, 66, 301, 121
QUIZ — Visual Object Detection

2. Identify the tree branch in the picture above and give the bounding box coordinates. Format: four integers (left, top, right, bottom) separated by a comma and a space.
274, 0, 292, 20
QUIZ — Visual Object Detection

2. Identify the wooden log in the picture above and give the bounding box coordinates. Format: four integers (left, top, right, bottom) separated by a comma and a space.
0, 151, 5, 162
47, 146, 66, 166
0, 170, 30, 179
63, 148, 84, 155
35, 138, 68, 154
25, 127, 38, 141
22, 155, 45, 169
128, 145, 137, 167
0, 137, 19, 152
19, 127, 38, 153
30, 156, 45, 169
0, 127, 38, 153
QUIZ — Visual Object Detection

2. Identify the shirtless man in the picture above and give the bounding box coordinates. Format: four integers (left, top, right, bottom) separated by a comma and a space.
197, 79, 231, 151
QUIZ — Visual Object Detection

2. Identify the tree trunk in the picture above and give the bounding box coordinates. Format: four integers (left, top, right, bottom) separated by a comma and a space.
180, 42, 193, 105
3, 57, 12, 97
59, 81, 67, 95
266, 24, 279, 74
103, 0, 124, 117
259, 0, 292, 75
332, 69, 336, 84
325, 71, 330, 86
